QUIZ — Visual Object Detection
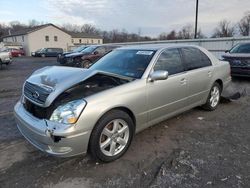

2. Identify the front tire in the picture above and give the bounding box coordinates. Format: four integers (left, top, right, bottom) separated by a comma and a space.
89, 110, 134, 162
202, 82, 221, 111
81, 60, 92, 68
41, 54, 45, 58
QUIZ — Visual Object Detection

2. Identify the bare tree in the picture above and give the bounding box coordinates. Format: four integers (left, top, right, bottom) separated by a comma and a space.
238, 11, 250, 36
61, 23, 81, 32
0, 23, 9, 39
28, 20, 41, 27
81, 24, 100, 35
177, 25, 194, 39
212, 20, 235, 38
158, 32, 168, 40
158, 30, 177, 40
196, 29, 206, 39
166, 30, 177, 40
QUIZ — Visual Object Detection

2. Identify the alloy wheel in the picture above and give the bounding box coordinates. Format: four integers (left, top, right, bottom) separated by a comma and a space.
99, 119, 130, 156
210, 86, 220, 107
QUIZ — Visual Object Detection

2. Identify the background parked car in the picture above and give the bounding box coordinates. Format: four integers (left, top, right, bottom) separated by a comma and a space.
5, 48, 25, 57
57, 45, 88, 63
222, 42, 250, 77
59, 45, 121, 68
31, 48, 63, 57
0, 49, 12, 69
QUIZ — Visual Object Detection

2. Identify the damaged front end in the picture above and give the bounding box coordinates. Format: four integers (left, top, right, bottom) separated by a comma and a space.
15, 69, 132, 157
23, 73, 130, 120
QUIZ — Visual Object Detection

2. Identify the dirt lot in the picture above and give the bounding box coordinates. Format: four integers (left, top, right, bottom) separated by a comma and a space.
0, 57, 250, 188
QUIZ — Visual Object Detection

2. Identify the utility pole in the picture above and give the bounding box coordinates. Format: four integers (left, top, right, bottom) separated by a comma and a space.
194, 0, 199, 39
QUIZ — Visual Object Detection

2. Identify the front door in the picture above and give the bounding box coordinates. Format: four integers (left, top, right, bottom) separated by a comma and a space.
147, 48, 188, 126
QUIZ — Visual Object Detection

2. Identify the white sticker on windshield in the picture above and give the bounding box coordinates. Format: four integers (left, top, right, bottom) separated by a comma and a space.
136, 51, 154, 55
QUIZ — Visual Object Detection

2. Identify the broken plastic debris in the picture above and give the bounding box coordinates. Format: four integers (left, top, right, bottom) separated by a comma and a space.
236, 175, 242, 179
221, 177, 228, 181
197, 117, 204, 120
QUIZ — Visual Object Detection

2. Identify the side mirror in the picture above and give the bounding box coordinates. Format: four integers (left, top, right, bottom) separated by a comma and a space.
149, 70, 169, 82
225, 50, 229, 53
93, 51, 99, 55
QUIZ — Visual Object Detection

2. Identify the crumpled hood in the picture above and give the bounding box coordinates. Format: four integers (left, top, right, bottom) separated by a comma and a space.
26, 66, 98, 107
65, 52, 90, 58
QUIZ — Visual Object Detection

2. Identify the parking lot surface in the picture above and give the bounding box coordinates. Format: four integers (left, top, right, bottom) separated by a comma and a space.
0, 57, 250, 188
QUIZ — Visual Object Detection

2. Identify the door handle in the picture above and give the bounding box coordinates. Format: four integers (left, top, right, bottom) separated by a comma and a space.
208, 71, 212, 77
180, 78, 187, 85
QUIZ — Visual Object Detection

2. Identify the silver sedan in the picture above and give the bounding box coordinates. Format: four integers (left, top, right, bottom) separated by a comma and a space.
14, 44, 231, 162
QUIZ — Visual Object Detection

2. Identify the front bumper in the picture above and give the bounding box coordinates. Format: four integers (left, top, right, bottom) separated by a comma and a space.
231, 66, 250, 77
14, 101, 91, 157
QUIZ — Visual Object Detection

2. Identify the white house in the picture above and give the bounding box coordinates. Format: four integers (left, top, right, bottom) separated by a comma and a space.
70, 32, 103, 46
1, 24, 103, 56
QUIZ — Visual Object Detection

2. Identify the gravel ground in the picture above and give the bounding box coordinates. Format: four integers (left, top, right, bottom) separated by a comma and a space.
0, 57, 249, 188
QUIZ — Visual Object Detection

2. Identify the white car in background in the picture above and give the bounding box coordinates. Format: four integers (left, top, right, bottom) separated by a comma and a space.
0, 48, 12, 69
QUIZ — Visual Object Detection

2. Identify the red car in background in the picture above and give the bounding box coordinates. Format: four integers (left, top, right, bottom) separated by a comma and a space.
5, 48, 25, 57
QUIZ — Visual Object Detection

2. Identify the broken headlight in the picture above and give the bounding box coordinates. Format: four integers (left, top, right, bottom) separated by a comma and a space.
50, 99, 86, 124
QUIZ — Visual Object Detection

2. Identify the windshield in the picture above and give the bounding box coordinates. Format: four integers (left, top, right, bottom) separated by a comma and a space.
72, 46, 87, 53
81, 46, 97, 53
230, 43, 250, 53
90, 49, 156, 79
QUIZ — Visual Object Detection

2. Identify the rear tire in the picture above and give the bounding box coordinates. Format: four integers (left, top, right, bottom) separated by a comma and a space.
89, 110, 134, 162
202, 82, 221, 111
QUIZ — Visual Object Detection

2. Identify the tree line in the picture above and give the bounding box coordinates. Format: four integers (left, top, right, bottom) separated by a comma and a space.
0, 11, 250, 43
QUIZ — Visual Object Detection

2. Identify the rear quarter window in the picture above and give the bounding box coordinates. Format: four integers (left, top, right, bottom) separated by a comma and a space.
181, 47, 212, 70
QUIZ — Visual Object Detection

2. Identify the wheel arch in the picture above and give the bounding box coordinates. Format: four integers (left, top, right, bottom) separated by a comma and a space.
87, 106, 136, 152
214, 79, 223, 91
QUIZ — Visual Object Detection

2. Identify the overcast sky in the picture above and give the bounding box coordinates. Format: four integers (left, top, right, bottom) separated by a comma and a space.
0, 0, 250, 37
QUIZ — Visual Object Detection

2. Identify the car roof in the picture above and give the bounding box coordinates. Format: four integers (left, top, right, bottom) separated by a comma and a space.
117, 44, 201, 51
88, 44, 121, 47
44, 47, 63, 49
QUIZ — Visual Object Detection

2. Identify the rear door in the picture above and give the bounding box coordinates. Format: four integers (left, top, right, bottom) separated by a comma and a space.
147, 48, 188, 125
180, 47, 213, 106
52, 48, 60, 56
46, 48, 54, 57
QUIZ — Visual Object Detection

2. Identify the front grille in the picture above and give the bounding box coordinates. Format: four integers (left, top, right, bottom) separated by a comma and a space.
23, 98, 50, 119
228, 59, 250, 67
24, 82, 51, 105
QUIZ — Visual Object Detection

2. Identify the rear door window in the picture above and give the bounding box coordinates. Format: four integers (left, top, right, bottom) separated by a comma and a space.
154, 48, 185, 75
55, 48, 62, 53
95, 47, 106, 55
181, 47, 212, 71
